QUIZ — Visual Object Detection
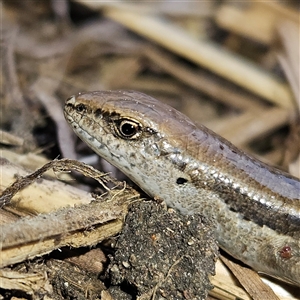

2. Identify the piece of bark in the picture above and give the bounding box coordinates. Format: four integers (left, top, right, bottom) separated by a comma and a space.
220, 255, 280, 300
0, 158, 93, 213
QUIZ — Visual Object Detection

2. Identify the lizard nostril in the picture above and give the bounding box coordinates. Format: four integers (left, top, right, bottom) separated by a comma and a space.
66, 95, 76, 105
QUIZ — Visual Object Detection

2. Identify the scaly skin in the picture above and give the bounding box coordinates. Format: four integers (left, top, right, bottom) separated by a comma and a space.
64, 90, 300, 286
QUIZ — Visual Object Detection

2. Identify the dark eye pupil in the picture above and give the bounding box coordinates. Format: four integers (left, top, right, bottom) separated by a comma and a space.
121, 122, 136, 136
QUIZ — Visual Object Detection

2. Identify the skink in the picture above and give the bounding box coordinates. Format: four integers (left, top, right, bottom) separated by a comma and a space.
64, 90, 300, 286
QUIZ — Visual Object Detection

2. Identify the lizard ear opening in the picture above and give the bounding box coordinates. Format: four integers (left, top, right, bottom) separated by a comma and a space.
176, 177, 188, 185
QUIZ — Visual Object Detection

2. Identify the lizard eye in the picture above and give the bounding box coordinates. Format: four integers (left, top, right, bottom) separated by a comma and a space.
117, 119, 141, 139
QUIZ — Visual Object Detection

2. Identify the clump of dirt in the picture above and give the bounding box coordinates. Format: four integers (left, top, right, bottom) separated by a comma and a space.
107, 201, 218, 300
